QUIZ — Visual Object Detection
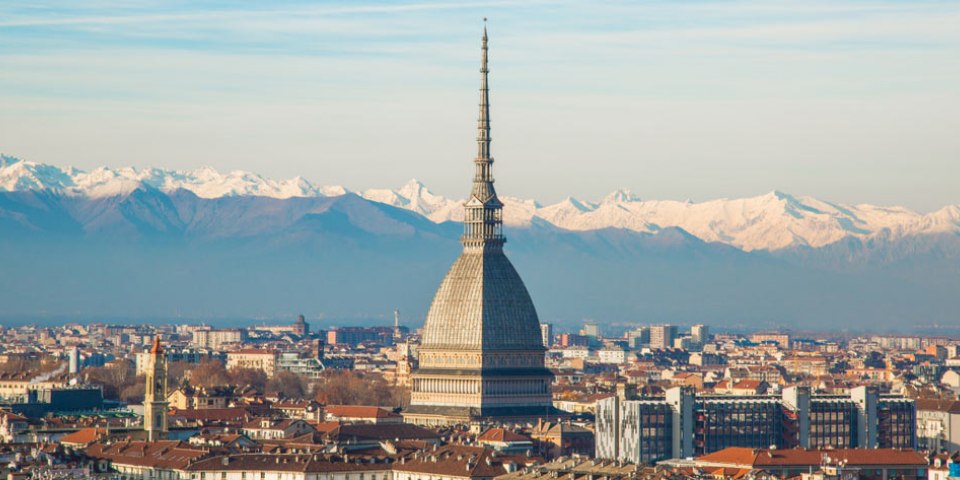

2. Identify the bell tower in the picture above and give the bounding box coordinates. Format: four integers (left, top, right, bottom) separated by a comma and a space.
144, 336, 168, 441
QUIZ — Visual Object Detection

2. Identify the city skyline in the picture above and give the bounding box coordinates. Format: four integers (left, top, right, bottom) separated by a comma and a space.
0, 3, 958, 476
1, 1, 958, 211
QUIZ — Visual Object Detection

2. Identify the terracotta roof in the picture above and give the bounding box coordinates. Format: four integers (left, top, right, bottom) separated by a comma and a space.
308, 421, 342, 433
150, 336, 164, 354
59, 427, 108, 446
185, 453, 391, 473
242, 418, 308, 431
169, 407, 253, 422
696, 447, 927, 468
229, 348, 277, 355
0, 411, 28, 422
477, 428, 532, 443
732, 380, 765, 390
192, 433, 250, 445
325, 423, 441, 443
85, 441, 207, 470
916, 399, 960, 414
274, 400, 316, 409
396, 444, 537, 477
325, 405, 401, 419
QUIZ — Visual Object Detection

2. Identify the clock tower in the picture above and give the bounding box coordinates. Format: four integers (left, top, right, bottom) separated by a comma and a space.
144, 336, 168, 441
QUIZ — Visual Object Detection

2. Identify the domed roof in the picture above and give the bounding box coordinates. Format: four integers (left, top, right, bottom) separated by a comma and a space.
422, 250, 544, 351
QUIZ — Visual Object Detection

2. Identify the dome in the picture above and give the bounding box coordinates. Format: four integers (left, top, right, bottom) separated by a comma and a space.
422, 250, 544, 351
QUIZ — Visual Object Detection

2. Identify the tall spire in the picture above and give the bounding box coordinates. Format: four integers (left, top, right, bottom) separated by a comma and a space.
477, 19, 491, 163
463, 19, 504, 252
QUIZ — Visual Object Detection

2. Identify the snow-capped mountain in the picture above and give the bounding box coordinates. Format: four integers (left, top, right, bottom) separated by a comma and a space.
2, 154, 958, 252
358, 179, 959, 252
361, 179, 460, 222
0, 155, 346, 199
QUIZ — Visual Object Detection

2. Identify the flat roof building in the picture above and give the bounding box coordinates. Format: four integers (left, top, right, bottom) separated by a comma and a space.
597, 386, 916, 465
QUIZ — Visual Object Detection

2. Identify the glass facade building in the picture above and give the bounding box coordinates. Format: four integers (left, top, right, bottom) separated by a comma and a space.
596, 386, 916, 465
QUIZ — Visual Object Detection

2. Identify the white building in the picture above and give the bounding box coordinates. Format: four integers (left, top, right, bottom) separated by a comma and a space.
193, 328, 247, 350
598, 348, 627, 364
916, 399, 960, 452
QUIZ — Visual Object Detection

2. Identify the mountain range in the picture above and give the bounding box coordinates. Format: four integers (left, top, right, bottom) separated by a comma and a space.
4, 155, 958, 252
1, 154, 958, 332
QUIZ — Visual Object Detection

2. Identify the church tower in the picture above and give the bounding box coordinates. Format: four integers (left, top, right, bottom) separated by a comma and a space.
403, 23, 558, 425
144, 336, 168, 441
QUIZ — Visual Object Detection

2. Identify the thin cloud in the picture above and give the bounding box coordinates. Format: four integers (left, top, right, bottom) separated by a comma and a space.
0, 1, 542, 28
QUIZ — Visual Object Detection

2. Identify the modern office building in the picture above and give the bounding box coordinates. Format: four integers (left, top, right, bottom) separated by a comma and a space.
326, 327, 393, 346
583, 323, 601, 338
540, 323, 554, 348
691, 324, 709, 346
626, 327, 650, 349
649, 325, 677, 350
597, 386, 916, 464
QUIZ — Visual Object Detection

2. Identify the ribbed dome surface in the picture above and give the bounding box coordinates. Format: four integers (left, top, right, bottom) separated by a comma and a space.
422, 250, 543, 351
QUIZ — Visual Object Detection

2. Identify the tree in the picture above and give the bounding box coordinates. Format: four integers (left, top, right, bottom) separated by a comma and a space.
167, 361, 194, 388
228, 368, 268, 391
187, 359, 230, 388
85, 361, 137, 400
266, 371, 307, 399
120, 379, 146, 404
313, 370, 401, 406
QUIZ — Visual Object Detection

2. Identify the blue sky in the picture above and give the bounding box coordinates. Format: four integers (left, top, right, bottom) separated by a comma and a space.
1, 1, 958, 210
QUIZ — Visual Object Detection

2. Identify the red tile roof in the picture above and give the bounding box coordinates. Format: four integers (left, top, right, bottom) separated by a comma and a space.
85, 441, 208, 470
477, 428, 532, 443
0, 411, 28, 422
325, 405, 401, 419
396, 444, 538, 478
916, 399, 960, 414
59, 427, 109, 446
696, 447, 927, 468
169, 407, 253, 422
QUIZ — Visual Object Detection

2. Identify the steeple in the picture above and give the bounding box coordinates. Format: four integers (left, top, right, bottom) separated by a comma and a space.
405, 22, 557, 426
463, 19, 505, 252
144, 335, 168, 441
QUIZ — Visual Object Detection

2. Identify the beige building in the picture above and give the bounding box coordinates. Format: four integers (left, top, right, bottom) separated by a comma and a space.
0, 373, 68, 401
751, 333, 791, 348
167, 385, 236, 409
193, 328, 247, 350
227, 349, 278, 376
649, 325, 677, 350
916, 399, 960, 452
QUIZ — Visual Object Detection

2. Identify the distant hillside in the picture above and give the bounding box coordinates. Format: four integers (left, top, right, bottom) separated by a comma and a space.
0, 175, 957, 331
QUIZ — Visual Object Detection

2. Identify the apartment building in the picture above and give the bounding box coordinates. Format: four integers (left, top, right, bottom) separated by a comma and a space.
596, 386, 916, 464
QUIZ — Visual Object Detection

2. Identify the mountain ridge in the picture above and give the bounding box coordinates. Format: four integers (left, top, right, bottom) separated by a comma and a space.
3, 154, 957, 252
0, 175, 957, 329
